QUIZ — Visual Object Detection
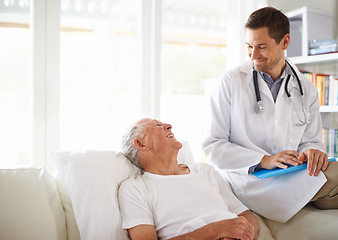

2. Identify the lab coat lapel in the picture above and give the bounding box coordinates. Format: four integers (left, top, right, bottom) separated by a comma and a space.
284, 59, 304, 94
278, 73, 298, 100
242, 63, 274, 103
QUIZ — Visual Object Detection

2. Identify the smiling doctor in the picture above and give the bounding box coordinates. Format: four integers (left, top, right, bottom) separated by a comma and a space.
203, 6, 338, 223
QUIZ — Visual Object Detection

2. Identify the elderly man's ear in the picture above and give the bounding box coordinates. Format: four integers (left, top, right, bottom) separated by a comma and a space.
133, 139, 150, 151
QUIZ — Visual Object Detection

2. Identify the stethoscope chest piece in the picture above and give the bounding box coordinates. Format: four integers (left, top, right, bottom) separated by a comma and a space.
254, 101, 264, 113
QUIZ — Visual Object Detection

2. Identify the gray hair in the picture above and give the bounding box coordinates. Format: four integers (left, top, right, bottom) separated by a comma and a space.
121, 120, 148, 170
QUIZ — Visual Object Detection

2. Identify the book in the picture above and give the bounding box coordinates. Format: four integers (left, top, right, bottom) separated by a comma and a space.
316, 75, 323, 105
336, 131, 338, 157
323, 128, 338, 158
309, 46, 338, 55
310, 73, 331, 106
309, 39, 338, 49
252, 158, 337, 179
323, 75, 330, 105
309, 39, 338, 55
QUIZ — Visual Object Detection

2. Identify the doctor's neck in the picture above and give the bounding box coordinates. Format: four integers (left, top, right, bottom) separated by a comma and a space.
259, 59, 286, 82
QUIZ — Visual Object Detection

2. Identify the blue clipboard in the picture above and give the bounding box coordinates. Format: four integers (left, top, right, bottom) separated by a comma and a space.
252, 158, 337, 179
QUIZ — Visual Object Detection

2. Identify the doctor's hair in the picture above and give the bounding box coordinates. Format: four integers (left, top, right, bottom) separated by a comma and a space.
121, 120, 148, 172
245, 6, 289, 44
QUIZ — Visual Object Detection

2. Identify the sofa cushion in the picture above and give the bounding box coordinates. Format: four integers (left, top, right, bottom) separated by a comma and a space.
265, 204, 338, 240
0, 168, 67, 240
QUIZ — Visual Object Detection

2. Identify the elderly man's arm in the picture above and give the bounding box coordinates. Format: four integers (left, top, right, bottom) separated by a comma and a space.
127, 216, 255, 240
127, 225, 158, 240
239, 210, 260, 240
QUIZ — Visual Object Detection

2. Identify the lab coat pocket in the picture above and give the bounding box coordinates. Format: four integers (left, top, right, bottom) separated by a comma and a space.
288, 111, 309, 147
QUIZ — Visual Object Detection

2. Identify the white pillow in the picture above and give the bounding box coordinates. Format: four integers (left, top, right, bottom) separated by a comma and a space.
51, 141, 193, 240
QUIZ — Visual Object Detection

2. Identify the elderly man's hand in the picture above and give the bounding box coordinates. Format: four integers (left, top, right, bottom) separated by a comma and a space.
298, 149, 328, 176
217, 216, 255, 240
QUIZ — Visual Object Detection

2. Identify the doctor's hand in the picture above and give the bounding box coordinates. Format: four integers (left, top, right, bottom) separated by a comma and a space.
298, 149, 328, 176
258, 150, 301, 170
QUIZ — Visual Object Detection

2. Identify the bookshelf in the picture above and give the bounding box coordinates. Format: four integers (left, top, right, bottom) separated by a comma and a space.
289, 52, 338, 157
286, 6, 334, 58
282, 2, 338, 157
289, 52, 338, 115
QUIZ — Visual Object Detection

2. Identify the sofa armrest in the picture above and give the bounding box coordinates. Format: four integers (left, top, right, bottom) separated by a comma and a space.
0, 168, 68, 240
56, 178, 81, 240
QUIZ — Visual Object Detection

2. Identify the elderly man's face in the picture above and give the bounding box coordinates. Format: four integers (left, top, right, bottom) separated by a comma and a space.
138, 118, 182, 152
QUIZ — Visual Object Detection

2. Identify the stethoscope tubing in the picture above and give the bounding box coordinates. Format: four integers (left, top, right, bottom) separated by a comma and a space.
252, 60, 310, 125
253, 60, 303, 100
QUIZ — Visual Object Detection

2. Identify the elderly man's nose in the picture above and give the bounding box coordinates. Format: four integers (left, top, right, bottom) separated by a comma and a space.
164, 123, 172, 130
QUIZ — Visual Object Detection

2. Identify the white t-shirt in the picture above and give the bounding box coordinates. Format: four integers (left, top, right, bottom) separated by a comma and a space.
118, 163, 248, 239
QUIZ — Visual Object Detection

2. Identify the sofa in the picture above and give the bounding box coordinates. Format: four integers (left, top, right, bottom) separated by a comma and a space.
1, 142, 338, 240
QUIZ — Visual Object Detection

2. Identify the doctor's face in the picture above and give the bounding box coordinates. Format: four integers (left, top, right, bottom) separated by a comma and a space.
245, 27, 289, 80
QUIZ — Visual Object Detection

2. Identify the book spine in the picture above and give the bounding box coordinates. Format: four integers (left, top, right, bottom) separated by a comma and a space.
335, 130, 338, 158
333, 129, 336, 158
329, 76, 335, 106
324, 76, 330, 105
332, 129, 334, 157
303, 73, 333, 106
316, 76, 323, 105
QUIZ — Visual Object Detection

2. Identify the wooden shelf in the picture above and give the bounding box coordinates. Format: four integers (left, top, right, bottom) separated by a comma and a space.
289, 52, 338, 65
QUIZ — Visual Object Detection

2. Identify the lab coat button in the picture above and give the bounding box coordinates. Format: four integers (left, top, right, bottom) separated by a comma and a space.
274, 120, 278, 125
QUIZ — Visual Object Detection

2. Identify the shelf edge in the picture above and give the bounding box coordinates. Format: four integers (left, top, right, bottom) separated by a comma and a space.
288, 53, 338, 65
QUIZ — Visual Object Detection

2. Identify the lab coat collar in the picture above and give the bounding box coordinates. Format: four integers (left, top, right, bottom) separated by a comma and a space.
239, 59, 253, 75
239, 58, 302, 81
240, 59, 302, 99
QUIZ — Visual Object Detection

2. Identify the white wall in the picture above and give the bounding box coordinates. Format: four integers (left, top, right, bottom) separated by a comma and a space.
268, 0, 337, 38
268, 0, 335, 14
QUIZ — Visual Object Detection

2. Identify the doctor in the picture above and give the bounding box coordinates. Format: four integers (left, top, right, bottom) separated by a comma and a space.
202, 6, 338, 223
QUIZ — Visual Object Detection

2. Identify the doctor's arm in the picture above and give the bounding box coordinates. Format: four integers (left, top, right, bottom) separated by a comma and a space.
256, 143, 328, 173
202, 73, 266, 174
298, 149, 328, 176
257, 150, 302, 170
296, 82, 328, 176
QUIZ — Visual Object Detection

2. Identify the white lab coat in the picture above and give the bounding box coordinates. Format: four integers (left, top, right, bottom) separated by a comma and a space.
202, 59, 327, 222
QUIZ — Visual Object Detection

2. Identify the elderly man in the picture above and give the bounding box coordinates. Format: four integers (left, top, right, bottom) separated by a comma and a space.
118, 118, 261, 240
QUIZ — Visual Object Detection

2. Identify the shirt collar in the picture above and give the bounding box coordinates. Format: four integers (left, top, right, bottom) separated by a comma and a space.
259, 62, 293, 83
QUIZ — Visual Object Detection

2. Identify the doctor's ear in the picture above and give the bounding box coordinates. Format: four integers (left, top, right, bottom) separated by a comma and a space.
133, 139, 149, 151
281, 34, 290, 50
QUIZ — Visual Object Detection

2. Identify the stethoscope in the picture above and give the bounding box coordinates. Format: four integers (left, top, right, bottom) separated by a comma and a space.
253, 60, 311, 126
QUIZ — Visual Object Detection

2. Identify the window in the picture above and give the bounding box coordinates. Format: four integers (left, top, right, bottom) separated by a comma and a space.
60, 0, 141, 151
160, 0, 227, 161
0, 1, 31, 167
0, 0, 232, 170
